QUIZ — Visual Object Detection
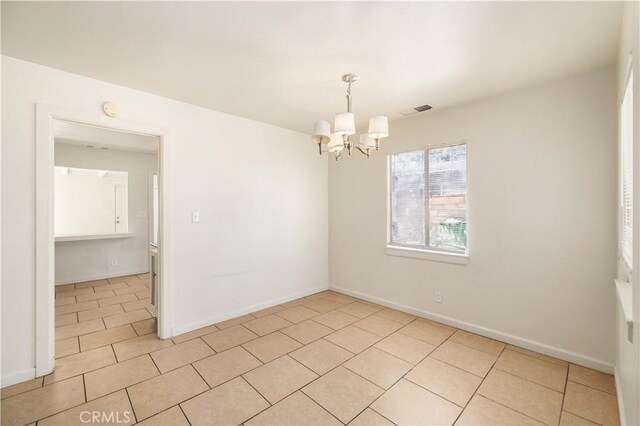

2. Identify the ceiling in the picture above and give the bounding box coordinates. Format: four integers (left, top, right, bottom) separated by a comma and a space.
54, 120, 159, 154
2, 2, 623, 134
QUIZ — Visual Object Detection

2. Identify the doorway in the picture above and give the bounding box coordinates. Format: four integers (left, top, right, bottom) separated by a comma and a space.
35, 104, 173, 377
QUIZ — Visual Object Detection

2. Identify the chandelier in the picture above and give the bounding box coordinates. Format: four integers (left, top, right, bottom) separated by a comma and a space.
311, 74, 389, 160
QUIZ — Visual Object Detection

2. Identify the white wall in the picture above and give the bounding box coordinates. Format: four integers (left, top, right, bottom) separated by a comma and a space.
1, 56, 328, 385
329, 67, 618, 372
615, 2, 639, 425
54, 144, 157, 285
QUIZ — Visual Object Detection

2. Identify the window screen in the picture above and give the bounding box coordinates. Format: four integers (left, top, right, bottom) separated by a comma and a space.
389, 143, 467, 253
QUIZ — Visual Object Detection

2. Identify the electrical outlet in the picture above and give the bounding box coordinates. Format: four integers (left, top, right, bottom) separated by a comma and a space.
192, 211, 200, 223
434, 291, 442, 303
111, 258, 118, 266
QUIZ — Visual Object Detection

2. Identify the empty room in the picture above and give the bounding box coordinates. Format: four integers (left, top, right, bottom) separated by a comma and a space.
0, 1, 638, 426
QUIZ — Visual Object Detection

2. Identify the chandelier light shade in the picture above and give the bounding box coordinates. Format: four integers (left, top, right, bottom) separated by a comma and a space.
312, 120, 331, 144
311, 73, 389, 160
334, 112, 356, 136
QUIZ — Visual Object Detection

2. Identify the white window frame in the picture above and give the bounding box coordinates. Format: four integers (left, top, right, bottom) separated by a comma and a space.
386, 141, 469, 265
619, 61, 634, 277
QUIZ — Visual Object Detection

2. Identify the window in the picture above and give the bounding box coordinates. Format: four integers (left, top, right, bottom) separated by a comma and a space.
54, 166, 129, 237
620, 71, 633, 270
389, 143, 467, 255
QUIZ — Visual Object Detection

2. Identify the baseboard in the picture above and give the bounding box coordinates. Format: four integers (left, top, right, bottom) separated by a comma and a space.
171, 285, 329, 337
55, 269, 149, 286
330, 285, 615, 374
614, 366, 627, 426
1, 368, 36, 388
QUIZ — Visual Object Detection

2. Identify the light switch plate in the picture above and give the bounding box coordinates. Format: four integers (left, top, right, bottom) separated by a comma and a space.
192, 211, 200, 223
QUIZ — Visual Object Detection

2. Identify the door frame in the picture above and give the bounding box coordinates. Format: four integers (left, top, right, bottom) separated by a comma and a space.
35, 103, 173, 376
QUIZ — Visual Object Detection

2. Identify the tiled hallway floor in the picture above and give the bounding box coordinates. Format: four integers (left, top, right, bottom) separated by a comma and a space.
1, 276, 620, 425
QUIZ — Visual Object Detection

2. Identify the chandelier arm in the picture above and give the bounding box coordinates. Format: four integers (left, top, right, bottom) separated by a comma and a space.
355, 146, 370, 158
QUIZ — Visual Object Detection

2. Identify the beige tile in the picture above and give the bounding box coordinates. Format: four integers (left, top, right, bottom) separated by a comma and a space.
0, 376, 85, 425
55, 313, 77, 327
113, 333, 174, 361
151, 338, 215, 373
417, 317, 458, 332
252, 304, 285, 317
85, 355, 160, 400
137, 406, 189, 425
456, 394, 542, 425
80, 324, 137, 351
399, 320, 455, 346
507, 344, 569, 367
122, 298, 151, 312
181, 377, 269, 425
44, 345, 116, 385
0, 377, 43, 400
109, 274, 139, 284
247, 391, 340, 426
449, 330, 506, 356
559, 411, 599, 425
193, 346, 262, 388
171, 324, 218, 344
243, 331, 302, 363
494, 349, 567, 391
325, 325, 380, 353
55, 283, 77, 292
372, 379, 461, 426
305, 290, 332, 300
290, 339, 354, 375
353, 315, 403, 337
98, 293, 138, 307
74, 279, 109, 289
104, 308, 152, 328
323, 292, 357, 305
128, 365, 208, 421
38, 389, 134, 425
431, 340, 498, 377
55, 318, 105, 340
55, 337, 80, 358
115, 283, 148, 296
406, 357, 482, 406
277, 305, 319, 323
305, 298, 344, 313
313, 310, 359, 330
477, 369, 563, 425
374, 332, 436, 364
96, 282, 130, 292
133, 318, 157, 336
52, 287, 95, 298
374, 308, 417, 325
76, 289, 116, 302
215, 313, 256, 329
77, 304, 125, 322
243, 314, 293, 336
349, 408, 394, 425
135, 291, 151, 300
244, 355, 317, 404
302, 366, 384, 424
568, 364, 616, 394
55, 296, 76, 307
344, 347, 412, 389
55, 300, 99, 315
280, 297, 308, 309
338, 302, 382, 318
201, 324, 258, 352
563, 381, 619, 425
281, 319, 333, 344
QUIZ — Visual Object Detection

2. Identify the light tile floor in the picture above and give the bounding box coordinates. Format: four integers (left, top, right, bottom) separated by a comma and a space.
0, 277, 620, 425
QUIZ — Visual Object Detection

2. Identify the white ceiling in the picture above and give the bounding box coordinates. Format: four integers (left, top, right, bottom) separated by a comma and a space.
54, 120, 159, 154
2, 2, 623, 134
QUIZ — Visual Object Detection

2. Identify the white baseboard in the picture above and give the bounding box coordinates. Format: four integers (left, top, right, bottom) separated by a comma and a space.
1, 368, 36, 388
614, 367, 627, 426
330, 285, 614, 374
171, 285, 329, 337
55, 269, 149, 286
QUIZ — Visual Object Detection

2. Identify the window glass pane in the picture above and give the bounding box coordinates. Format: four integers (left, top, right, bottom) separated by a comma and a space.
428, 144, 467, 252
390, 150, 425, 245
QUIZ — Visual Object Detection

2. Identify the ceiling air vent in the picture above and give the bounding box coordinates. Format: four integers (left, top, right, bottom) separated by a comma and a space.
400, 104, 433, 116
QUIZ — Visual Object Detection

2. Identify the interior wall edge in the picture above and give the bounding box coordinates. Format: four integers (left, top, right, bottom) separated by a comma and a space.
330, 284, 614, 374
171, 284, 329, 337
614, 366, 628, 426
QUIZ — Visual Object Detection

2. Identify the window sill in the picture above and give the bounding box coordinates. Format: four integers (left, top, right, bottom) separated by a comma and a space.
55, 232, 135, 242
385, 245, 468, 265
615, 279, 633, 326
